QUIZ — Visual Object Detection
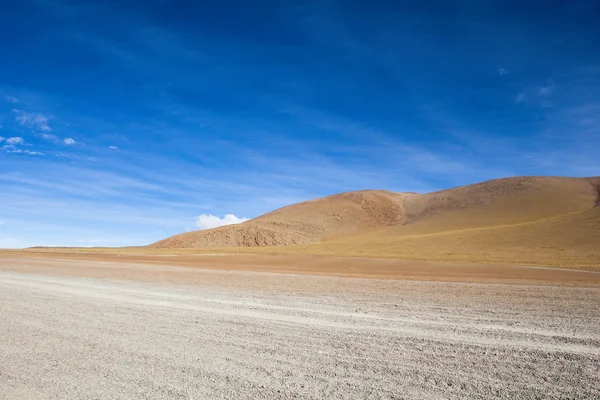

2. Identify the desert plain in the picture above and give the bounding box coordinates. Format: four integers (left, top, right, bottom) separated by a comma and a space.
1, 250, 599, 399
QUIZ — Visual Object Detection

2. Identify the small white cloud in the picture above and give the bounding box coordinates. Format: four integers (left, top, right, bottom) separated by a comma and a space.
195, 214, 250, 230
41, 133, 59, 142
5, 96, 18, 103
5, 137, 24, 145
13, 110, 52, 132
63, 138, 76, 145
108, 145, 119, 150
3, 144, 21, 153
0, 136, 4, 142
537, 85, 555, 96
516, 81, 556, 105
498, 68, 508, 75
2, 144, 44, 155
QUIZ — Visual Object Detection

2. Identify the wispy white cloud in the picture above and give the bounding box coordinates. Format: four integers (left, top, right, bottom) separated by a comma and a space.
2, 144, 44, 156
13, 110, 52, 132
498, 68, 508, 75
108, 145, 119, 150
195, 214, 249, 230
0, 136, 4, 142
4, 96, 18, 103
64, 137, 76, 145
537, 84, 555, 96
41, 133, 59, 142
5, 136, 24, 145
54, 152, 79, 159
516, 81, 556, 105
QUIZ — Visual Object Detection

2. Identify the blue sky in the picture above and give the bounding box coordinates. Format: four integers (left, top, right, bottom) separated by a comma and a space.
1, 0, 599, 247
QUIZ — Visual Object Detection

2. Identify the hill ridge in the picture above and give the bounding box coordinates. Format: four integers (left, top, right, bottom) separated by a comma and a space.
151, 175, 600, 265
151, 189, 412, 248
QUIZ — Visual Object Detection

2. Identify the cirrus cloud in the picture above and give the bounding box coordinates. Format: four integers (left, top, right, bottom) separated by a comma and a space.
13, 110, 52, 132
516, 81, 557, 106
64, 138, 76, 145
194, 214, 250, 230
41, 133, 59, 142
2, 144, 44, 155
5, 137, 24, 145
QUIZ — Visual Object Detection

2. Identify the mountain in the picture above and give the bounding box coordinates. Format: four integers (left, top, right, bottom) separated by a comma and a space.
150, 176, 600, 267
302, 176, 600, 267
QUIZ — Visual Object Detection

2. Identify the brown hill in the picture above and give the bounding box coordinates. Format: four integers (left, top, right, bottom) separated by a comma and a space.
151, 190, 413, 248
151, 176, 600, 267
401, 176, 599, 232
298, 176, 600, 267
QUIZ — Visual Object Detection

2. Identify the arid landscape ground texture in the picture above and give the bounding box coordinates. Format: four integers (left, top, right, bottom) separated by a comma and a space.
0, 254, 599, 398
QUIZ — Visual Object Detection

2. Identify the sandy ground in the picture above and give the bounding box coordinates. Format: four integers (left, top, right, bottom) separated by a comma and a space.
2, 251, 600, 282
1, 256, 599, 399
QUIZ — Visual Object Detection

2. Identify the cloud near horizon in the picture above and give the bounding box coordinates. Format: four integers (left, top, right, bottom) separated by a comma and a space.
195, 214, 250, 230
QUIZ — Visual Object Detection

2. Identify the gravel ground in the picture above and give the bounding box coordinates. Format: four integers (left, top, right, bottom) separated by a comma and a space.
1, 268, 599, 399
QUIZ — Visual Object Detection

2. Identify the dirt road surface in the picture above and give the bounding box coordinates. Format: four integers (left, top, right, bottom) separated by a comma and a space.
1, 256, 599, 399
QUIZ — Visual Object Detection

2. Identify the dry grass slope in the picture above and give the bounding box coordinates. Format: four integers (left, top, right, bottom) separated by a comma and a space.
403, 176, 598, 229
300, 206, 600, 267
301, 176, 600, 267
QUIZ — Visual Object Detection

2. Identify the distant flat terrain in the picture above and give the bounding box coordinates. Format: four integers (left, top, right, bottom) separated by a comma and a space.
1, 255, 599, 398
2, 251, 600, 281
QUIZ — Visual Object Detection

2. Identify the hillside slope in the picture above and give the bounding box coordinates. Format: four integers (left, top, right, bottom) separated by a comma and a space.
302, 205, 600, 267
297, 176, 600, 266
151, 190, 412, 248
401, 176, 599, 232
